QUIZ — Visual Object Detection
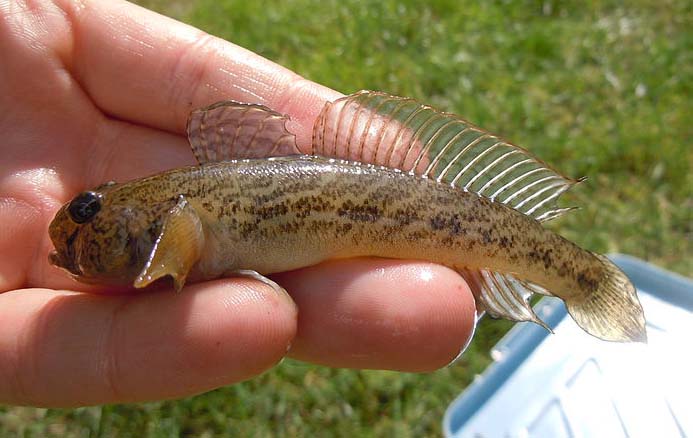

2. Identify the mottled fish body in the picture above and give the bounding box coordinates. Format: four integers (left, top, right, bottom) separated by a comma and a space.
48, 91, 646, 343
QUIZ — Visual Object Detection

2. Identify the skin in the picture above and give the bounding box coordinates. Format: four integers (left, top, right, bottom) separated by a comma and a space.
0, 0, 475, 407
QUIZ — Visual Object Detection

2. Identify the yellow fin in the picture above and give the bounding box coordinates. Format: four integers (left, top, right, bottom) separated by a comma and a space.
134, 195, 204, 291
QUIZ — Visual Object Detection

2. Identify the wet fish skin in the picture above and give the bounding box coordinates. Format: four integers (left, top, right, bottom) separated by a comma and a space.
52, 155, 598, 308
198, 156, 600, 296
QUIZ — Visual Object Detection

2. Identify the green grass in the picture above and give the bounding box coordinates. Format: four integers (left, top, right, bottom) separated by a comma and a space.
2, 0, 690, 436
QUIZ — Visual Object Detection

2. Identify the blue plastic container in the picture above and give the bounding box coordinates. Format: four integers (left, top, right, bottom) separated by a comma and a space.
443, 255, 693, 438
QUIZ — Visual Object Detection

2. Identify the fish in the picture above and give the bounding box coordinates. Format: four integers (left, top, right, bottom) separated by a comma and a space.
48, 91, 647, 343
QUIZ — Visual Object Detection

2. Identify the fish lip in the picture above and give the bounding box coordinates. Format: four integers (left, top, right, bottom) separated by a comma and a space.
48, 249, 82, 277
48, 250, 61, 267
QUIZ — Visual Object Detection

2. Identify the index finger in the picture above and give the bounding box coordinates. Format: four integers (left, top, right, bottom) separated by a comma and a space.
66, 0, 341, 147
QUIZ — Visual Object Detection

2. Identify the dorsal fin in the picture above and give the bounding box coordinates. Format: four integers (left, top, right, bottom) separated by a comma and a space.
186, 100, 300, 165
313, 91, 581, 222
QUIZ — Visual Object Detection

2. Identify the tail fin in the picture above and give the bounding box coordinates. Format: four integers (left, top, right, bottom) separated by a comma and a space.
565, 254, 647, 343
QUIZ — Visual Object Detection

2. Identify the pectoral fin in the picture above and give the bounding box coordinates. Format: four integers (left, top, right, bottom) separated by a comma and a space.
134, 196, 204, 291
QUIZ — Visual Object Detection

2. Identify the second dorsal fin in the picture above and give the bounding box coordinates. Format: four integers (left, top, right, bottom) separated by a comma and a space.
312, 91, 581, 222
186, 100, 300, 164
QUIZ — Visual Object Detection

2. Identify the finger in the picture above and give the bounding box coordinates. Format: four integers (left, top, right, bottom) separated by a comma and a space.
66, 0, 342, 148
274, 258, 476, 372
0, 280, 297, 407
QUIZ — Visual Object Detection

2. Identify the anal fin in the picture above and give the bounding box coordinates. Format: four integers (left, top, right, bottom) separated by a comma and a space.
459, 268, 552, 332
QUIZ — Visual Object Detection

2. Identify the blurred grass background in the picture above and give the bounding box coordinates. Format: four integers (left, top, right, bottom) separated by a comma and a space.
2, 0, 691, 436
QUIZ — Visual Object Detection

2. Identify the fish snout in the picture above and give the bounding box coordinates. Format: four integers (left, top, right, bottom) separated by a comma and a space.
48, 250, 61, 267
48, 248, 82, 277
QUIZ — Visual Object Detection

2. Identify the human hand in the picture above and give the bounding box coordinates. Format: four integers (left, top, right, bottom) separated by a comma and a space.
0, 0, 475, 407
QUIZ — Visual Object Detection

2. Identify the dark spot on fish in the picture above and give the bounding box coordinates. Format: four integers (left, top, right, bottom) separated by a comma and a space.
441, 236, 455, 247
279, 221, 302, 233
336, 222, 353, 234
392, 208, 419, 226
450, 214, 464, 234
289, 196, 334, 219
577, 271, 599, 291
542, 249, 553, 270
429, 213, 464, 234
430, 214, 447, 230
248, 203, 289, 220
238, 221, 260, 238
66, 228, 79, 249
527, 250, 540, 262
337, 200, 381, 223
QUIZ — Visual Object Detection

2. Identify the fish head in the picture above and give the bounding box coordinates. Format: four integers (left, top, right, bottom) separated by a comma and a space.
48, 183, 167, 288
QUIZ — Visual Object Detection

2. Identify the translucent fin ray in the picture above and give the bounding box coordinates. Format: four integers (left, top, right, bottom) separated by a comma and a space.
459, 268, 552, 332
313, 91, 580, 222
565, 254, 647, 342
187, 100, 300, 165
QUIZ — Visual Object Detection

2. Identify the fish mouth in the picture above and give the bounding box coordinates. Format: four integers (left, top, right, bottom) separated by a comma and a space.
48, 249, 82, 277
48, 250, 61, 267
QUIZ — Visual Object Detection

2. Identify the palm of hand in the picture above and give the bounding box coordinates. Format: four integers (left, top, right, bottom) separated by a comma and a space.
0, 0, 474, 407
2, 30, 191, 293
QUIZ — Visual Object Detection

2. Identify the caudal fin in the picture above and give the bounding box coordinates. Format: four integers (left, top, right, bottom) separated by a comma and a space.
565, 254, 647, 343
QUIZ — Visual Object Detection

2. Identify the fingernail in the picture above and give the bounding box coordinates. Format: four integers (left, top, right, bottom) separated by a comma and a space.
446, 309, 479, 367
233, 270, 298, 311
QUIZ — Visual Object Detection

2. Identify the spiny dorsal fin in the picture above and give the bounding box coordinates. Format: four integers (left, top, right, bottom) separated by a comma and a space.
459, 268, 552, 332
187, 100, 300, 165
313, 91, 581, 222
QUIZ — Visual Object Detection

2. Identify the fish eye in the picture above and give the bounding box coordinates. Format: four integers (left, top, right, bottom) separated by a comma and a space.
67, 191, 102, 224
